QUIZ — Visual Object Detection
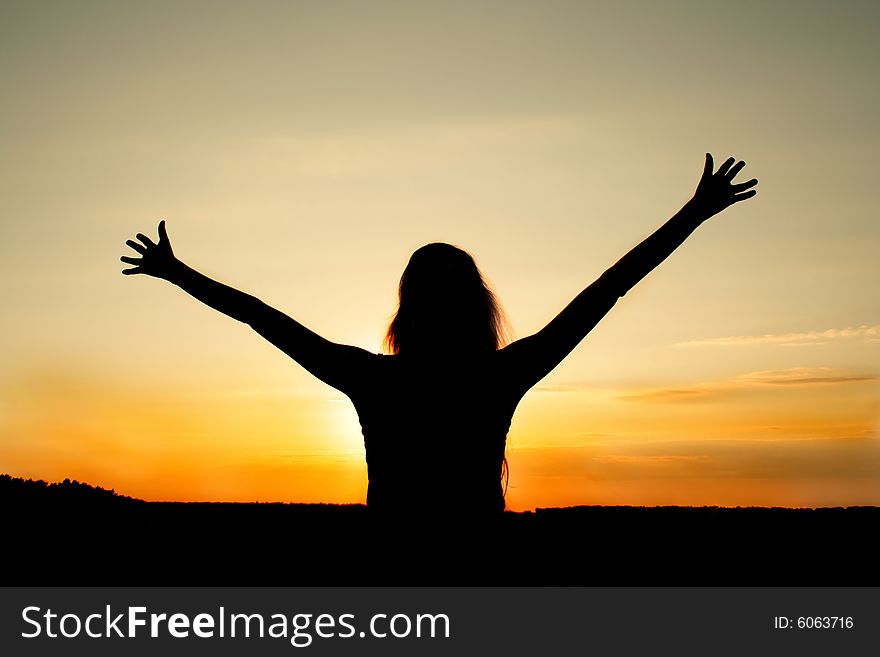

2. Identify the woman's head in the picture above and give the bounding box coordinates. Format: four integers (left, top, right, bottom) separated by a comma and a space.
384, 243, 507, 355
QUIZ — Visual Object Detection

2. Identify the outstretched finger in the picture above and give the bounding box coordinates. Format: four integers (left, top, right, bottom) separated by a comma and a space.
732, 189, 757, 203
137, 233, 156, 248
120, 255, 141, 265
126, 239, 147, 255
122, 267, 143, 275
702, 153, 714, 178
726, 161, 746, 180
158, 219, 169, 243
732, 178, 758, 191
717, 157, 735, 176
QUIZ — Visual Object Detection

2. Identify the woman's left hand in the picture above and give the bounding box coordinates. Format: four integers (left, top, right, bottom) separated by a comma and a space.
688, 153, 758, 219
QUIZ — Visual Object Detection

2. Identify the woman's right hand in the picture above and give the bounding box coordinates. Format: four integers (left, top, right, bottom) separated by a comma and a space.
121, 220, 180, 280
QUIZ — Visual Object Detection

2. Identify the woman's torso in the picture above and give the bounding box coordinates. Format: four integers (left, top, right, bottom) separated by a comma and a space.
348, 352, 521, 515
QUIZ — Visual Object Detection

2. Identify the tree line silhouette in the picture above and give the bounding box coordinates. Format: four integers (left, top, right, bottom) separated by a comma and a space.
4, 474, 876, 585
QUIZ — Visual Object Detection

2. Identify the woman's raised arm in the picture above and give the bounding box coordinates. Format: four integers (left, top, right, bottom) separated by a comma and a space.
499, 154, 757, 394
121, 221, 374, 394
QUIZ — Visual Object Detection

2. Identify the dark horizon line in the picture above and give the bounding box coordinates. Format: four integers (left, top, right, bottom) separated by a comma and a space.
3, 473, 876, 512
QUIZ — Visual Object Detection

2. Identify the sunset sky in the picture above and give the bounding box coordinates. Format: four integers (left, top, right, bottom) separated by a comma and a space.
1, 0, 878, 509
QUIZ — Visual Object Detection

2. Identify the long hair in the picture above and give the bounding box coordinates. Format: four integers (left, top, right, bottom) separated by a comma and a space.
383, 243, 508, 355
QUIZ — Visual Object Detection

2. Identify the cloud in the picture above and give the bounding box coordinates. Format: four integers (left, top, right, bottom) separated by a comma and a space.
736, 368, 877, 386
619, 367, 876, 403
591, 454, 712, 465
619, 388, 715, 403
675, 324, 880, 347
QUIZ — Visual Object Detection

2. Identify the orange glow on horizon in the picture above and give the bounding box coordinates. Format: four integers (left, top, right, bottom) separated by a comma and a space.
3, 365, 876, 509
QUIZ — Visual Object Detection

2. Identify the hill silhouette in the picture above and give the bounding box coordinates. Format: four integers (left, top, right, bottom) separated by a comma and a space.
3, 474, 876, 585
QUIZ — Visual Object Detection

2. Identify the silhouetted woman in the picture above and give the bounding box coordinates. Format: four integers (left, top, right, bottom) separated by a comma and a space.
122, 154, 756, 516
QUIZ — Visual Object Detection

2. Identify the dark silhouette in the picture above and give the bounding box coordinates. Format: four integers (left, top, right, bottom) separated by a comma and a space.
5, 475, 877, 585
121, 154, 757, 515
